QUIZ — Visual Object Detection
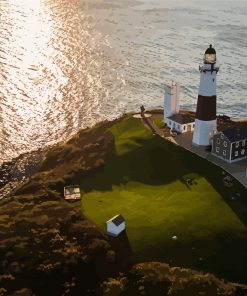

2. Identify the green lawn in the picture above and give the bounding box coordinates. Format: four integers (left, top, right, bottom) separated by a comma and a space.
154, 117, 165, 128
80, 116, 247, 283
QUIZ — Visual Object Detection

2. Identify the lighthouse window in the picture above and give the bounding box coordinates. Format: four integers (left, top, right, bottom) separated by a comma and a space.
235, 151, 239, 157
220, 134, 224, 139
217, 138, 220, 144
242, 140, 246, 146
212, 78, 215, 82
241, 149, 245, 156
216, 147, 220, 153
236, 141, 239, 148
223, 150, 226, 156
223, 141, 227, 147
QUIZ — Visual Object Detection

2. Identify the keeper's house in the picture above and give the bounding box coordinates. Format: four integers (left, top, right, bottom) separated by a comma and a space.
211, 126, 247, 163
167, 113, 195, 133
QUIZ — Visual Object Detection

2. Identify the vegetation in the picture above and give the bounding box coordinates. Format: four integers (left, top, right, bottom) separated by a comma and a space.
153, 117, 165, 128
0, 119, 124, 296
81, 116, 247, 283
1, 114, 247, 295
102, 262, 247, 296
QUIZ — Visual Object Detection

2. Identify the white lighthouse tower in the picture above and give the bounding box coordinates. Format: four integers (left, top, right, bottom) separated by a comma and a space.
192, 45, 219, 146
164, 81, 180, 124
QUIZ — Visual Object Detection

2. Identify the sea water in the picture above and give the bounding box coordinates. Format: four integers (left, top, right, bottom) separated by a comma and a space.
0, 0, 247, 163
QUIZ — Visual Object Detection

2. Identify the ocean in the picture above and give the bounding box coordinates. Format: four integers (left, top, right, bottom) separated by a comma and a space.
1, 0, 247, 164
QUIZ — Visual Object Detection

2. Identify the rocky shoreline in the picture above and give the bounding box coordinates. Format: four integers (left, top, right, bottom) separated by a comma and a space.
0, 148, 48, 199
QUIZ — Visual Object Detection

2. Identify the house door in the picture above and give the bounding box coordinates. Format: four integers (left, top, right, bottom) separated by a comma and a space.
187, 124, 191, 132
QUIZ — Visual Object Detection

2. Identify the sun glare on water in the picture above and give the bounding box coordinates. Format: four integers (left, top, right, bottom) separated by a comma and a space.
0, 0, 108, 163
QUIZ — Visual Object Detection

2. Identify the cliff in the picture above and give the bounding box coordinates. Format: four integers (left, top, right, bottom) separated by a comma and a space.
0, 114, 247, 296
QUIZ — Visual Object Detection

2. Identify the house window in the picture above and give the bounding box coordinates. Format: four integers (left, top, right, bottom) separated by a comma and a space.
183, 126, 186, 130
216, 147, 220, 153
220, 133, 224, 139
223, 141, 227, 147
241, 149, 245, 156
236, 141, 239, 148
235, 151, 239, 157
223, 150, 226, 156
242, 140, 246, 146
193, 124, 195, 128
217, 138, 220, 144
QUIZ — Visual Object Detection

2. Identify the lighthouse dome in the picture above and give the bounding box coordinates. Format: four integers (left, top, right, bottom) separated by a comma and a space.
204, 44, 216, 64
205, 44, 216, 54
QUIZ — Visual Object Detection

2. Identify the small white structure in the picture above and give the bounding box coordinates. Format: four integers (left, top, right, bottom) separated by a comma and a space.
106, 214, 125, 237
64, 186, 81, 201
167, 113, 195, 133
164, 81, 180, 124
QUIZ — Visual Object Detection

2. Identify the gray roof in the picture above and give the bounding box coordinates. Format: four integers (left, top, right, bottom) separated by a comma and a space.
222, 126, 247, 142
108, 214, 125, 226
167, 113, 194, 124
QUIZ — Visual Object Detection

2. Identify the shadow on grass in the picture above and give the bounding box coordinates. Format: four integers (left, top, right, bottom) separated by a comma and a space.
75, 127, 247, 226
132, 227, 247, 284
182, 149, 247, 227
76, 135, 190, 192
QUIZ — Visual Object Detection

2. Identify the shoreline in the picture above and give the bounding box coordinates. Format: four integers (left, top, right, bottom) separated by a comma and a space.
1, 108, 246, 199
0, 148, 48, 199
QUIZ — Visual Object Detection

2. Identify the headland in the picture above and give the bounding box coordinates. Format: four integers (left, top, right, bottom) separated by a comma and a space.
1, 113, 247, 295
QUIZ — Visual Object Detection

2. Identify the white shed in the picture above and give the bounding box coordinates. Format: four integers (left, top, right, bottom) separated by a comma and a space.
106, 214, 125, 237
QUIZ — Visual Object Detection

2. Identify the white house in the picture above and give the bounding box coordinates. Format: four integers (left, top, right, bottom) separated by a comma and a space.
106, 214, 125, 237
164, 81, 195, 134
167, 113, 195, 133
64, 186, 81, 201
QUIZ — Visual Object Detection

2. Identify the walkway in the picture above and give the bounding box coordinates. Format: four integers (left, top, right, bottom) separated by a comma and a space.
140, 110, 163, 137
174, 132, 247, 188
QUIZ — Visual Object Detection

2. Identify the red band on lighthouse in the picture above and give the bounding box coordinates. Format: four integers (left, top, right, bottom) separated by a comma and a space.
195, 95, 216, 121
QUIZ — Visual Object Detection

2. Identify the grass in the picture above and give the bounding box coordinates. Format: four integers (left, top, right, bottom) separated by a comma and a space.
80, 115, 247, 283
154, 117, 165, 128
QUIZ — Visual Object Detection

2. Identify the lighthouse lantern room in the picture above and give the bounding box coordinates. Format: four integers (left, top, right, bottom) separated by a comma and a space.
192, 45, 220, 146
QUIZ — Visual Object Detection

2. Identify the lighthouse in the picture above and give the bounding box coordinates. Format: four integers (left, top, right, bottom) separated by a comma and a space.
192, 45, 219, 146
